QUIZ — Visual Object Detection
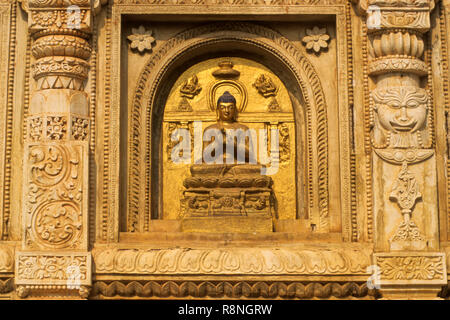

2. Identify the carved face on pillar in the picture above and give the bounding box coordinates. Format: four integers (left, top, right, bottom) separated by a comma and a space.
371, 86, 428, 148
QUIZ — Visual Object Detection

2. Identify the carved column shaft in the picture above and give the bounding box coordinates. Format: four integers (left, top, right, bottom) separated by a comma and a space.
365, 0, 436, 250
15, 0, 93, 299
359, 0, 447, 298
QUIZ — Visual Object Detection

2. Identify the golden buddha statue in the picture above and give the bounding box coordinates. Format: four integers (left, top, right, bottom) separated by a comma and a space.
202, 91, 255, 164
181, 93, 274, 233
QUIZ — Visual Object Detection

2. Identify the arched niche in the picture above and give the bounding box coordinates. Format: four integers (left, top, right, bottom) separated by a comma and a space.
162, 56, 302, 222
124, 23, 329, 233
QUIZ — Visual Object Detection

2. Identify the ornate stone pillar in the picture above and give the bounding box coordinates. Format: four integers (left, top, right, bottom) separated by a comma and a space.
358, 0, 447, 298
15, 0, 93, 299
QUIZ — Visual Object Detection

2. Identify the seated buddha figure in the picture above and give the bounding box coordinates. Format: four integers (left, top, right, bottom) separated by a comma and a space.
202, 91, 256, 164
181, 91, 274, 231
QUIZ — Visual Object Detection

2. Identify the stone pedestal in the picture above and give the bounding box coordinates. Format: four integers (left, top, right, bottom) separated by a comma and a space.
181, 164, 274, 233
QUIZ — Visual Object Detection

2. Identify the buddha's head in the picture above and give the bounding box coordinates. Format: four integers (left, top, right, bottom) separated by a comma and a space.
217, 91, 237, 122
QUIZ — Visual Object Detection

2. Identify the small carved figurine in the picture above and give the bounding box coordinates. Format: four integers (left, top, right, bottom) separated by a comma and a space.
253, 74, 281, 112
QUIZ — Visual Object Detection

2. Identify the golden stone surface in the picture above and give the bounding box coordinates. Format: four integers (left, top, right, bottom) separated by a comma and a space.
0, 0, 447, 300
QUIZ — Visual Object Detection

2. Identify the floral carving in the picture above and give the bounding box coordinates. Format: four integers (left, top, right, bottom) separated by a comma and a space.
30, 11, 56, 28
302, 27, 330, 54
368, 0, 429, 7
369, 58, 428, 76
376, 255, 445, 281
30, 9, 90, 31
391, 220, 424, 241
29, 117, 43, 142
16, 253, 90, 284
33, 201, 82, 248
374, 149, 434, 165
46, 116, 67, 140
72, 117, 89, 140
212, 195, 242, 210
389, 163, 425, 243
127, 26, 155, 53
389, 162, 421, 215
26, 145, 84, 250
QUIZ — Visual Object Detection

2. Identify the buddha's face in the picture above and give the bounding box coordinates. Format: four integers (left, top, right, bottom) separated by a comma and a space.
217, 102, 237, 122
372, 87, 428, 133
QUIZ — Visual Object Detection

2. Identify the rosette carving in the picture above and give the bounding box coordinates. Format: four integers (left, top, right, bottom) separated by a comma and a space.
71, 117, 89, 140
33, 201, 82, 248
46, 116, 67, 140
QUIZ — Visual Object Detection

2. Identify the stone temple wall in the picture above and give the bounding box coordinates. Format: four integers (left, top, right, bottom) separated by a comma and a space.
0, 0, 448, 299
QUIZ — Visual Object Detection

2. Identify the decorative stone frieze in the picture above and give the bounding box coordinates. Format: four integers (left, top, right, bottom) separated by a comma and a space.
92, 246, 373, 275
0, 0, 447, 301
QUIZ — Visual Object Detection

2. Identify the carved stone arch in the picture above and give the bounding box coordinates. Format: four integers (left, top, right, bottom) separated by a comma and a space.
127, 22, 329, 232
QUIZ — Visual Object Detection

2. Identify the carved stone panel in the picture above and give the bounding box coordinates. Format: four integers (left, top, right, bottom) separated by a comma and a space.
374, 252, 446, 285
161, 58, 298, 223
373, 155, 438, 251
23, 143, 89, 251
